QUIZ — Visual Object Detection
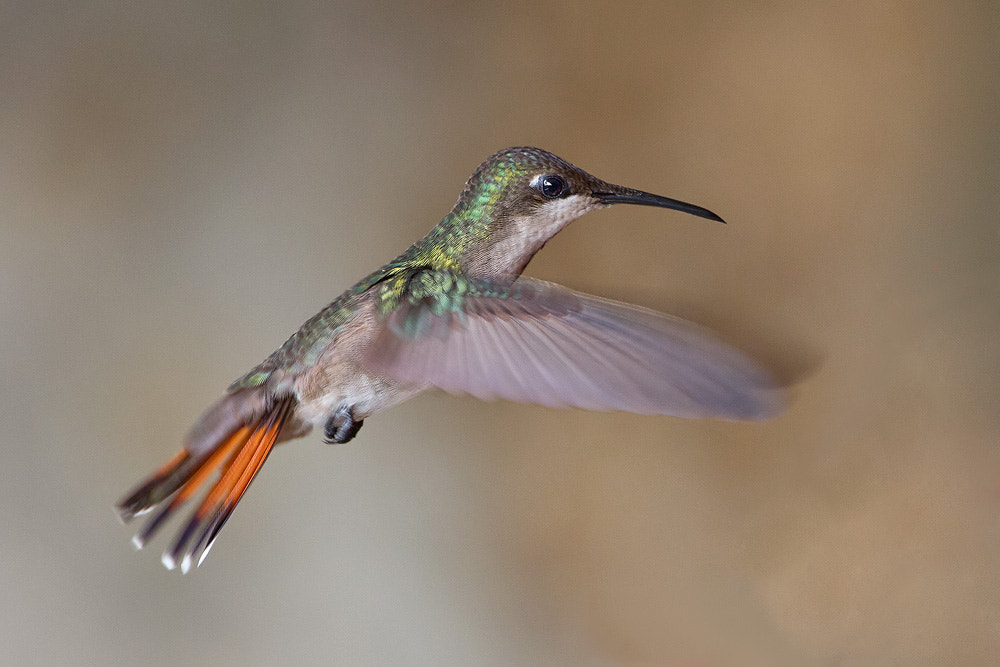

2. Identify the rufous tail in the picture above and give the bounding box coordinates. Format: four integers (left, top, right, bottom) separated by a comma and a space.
116, 394, 294, 572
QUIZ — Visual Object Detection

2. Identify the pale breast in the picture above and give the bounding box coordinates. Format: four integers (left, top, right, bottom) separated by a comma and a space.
292, 299, 422, 427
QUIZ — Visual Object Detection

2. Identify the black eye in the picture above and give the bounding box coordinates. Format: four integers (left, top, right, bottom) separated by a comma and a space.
539, 174, 566, 199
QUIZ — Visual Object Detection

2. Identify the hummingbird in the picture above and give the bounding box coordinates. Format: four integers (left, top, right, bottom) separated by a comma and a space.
117, 146, 781, 572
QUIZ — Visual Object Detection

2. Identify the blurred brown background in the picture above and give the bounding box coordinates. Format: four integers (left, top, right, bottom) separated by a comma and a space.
2, 2, 997, 665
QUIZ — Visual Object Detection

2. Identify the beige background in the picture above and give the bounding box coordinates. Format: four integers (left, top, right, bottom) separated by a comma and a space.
2, 2, 997, 665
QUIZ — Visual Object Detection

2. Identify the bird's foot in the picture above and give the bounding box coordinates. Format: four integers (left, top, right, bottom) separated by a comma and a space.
324, 406, 363, 444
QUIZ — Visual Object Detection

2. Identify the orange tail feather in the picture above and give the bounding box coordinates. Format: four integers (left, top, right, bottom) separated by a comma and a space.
117, 395, 294, 572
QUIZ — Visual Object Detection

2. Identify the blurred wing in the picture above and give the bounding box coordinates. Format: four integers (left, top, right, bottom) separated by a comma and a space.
366, 277, 781, 420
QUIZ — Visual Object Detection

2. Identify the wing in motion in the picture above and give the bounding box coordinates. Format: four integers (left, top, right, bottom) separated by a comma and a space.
366, 274, 781, 420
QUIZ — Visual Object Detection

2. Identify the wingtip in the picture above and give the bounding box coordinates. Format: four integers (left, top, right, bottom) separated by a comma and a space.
161, 552, 177, 571
733, 387, 785, 422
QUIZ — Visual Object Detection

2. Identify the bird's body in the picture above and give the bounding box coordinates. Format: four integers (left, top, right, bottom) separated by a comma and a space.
118, 147, 781, 572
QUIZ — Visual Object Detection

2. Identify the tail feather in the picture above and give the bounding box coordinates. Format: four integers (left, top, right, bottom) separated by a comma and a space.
129, 426, 251, 550
202, 402, 291, 550
117, 395, 295, 572
116, 450, 199, 520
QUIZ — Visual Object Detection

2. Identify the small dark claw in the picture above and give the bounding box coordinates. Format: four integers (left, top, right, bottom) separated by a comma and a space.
324, 406, 363, 444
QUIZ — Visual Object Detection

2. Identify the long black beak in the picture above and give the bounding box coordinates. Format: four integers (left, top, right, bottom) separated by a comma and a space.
593, 187, 725, 223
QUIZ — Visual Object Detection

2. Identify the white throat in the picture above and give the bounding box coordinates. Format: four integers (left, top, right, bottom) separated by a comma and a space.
480, 194, 603, 278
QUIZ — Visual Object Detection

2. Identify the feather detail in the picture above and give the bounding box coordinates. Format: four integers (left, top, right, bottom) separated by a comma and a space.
117, 395, 294, 571
366, 276, 782, 420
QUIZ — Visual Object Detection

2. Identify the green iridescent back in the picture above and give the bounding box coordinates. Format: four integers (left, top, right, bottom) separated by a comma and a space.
229, 147, 574, 392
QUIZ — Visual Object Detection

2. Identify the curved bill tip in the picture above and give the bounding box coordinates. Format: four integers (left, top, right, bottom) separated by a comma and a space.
594, 188, 726, 223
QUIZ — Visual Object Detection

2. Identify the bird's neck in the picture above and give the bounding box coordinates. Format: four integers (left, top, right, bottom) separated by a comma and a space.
393, 195, 595, 280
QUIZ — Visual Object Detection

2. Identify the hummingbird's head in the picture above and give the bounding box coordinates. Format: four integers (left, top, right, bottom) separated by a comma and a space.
452, 147, 724, 278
